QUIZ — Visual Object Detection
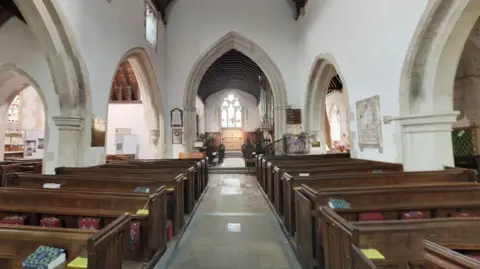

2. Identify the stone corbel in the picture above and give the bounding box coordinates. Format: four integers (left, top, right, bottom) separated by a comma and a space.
150, 129, 160, 145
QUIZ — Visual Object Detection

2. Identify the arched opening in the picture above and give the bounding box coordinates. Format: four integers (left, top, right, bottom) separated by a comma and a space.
397, 0, 480, 170
305, 56, 351, 154
0, 67, 51, 169
104, 49, 165, 161
3, 85, 46, 160
183, 32, 288, 155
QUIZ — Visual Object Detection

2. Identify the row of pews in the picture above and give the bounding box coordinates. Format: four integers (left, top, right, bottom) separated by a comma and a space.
0, 157, 209, 269
255, 153, 480, 269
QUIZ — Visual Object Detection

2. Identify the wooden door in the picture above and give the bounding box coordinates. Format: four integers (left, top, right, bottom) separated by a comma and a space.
221, 129, 243, 151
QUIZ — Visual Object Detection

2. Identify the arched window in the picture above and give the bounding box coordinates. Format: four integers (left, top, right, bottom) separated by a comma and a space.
329, 105, 341, 142
7, 94, 20, 123
220, 94, 242, 128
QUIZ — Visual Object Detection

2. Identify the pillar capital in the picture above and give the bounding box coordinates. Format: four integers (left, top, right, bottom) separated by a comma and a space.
391, 112, 460, 171
384, 112, 459, 130
52, 116, 84, 130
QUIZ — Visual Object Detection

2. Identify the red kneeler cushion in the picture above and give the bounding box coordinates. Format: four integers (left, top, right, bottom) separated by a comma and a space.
78, 217, 101, 230
130, 221, 141, 251
449, 212, 474, 218
40, 217, 62, 227
358, 212, 384, 221
0, 215, 26, 225
401, 211, 427, 220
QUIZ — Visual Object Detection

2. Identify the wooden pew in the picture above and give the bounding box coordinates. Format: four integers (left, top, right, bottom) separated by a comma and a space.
270, 162, 404, 234
55, 167, 195, 216
255, 153, 350, 186
288, 169, 477, 237
0, 213, 133, 269
56, 161, 206, 208
297, 186, 480, 269
0, 187, 168, 264
319, 207, 480, 269
3, 172, 185, 238
265, 159, 403, 202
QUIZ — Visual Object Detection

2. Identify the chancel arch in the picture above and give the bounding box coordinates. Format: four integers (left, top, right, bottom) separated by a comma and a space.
395, 0, 480, 170
304, 55, 351, 154
105, 48, 165, 160
183, 31, 288, 151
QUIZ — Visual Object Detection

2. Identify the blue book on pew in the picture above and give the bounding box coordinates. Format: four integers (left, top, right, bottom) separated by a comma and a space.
134, 186, 150, 193
328, 198, 351, 209
22, 245, 66, 269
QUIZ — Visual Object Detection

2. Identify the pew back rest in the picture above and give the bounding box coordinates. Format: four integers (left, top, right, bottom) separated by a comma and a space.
88, 213, 131, 269
313, 185, 480, 210
0, 188, 150, 216
0, 224, 95, 269
423, 240, 480, 269
285, 170, 477, 189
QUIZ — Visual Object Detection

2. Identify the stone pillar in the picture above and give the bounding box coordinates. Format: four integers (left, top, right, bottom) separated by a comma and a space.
52, 116, 84, 167
273, 105, 288, 141
386, 112, 459, 171
183, 107, 197, 152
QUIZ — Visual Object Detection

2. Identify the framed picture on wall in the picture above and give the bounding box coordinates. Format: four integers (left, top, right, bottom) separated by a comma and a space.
172, 129, 182, 144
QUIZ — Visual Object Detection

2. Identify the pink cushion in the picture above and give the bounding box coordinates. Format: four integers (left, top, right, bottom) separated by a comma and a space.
40, 217, 62, 227
401, 211, 426, 220
78, 217, 101, 230
449, 212, 474, 218
1, 215, 26, 225
358, 212, 384, 221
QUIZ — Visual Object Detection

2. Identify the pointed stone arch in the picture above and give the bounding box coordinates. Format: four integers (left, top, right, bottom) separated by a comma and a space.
183, 31, 288, 150
12, 0, 93, 169
395, 0, 480, 170
304, 54, 352, 155
107, 47, 166, 159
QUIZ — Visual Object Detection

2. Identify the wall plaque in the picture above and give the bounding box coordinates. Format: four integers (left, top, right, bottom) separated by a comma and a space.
355, 95, 383, 153
170, 108, 183, 127
172, 129, 182, 144
286, 109, 301, 124
91, 117, 106, 147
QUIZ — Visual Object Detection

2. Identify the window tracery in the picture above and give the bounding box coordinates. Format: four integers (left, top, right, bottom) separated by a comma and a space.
220, 94, 243, 128
7, 94, 20, 123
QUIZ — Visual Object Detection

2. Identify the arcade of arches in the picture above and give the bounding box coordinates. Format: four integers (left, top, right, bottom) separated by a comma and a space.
3, 0, 480, 267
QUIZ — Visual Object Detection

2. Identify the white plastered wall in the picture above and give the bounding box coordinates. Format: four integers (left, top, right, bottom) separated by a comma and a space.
299, 0, 429, 162
325, 91, 350, 147
53, 0, 167, 164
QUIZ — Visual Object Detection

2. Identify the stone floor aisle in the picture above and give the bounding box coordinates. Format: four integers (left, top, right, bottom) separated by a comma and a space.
156, 174, 302, 269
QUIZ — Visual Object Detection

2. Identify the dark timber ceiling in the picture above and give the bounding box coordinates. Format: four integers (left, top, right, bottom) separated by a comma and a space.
198, 49, 265, 102
0, 0, 24, 27
153, 0, 308, 24
327, 75, 343, 95
110, 60, 140, 101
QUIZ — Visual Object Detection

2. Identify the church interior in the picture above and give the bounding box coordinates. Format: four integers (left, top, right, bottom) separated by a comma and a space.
0, 0, 480, 268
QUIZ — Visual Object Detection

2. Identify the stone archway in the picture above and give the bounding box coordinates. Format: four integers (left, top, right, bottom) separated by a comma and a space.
393, 0, 480, 170
304, 54, 352, 155
106, 48, 166, 159
12, 0, 92, 169
0, 66, 53, 171
183, 31, 288, 151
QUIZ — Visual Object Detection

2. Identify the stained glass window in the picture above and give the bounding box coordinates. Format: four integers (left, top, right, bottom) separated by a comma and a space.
7, 94, 20, 123
145, 1, 158, 49
220, 94, 242, 128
